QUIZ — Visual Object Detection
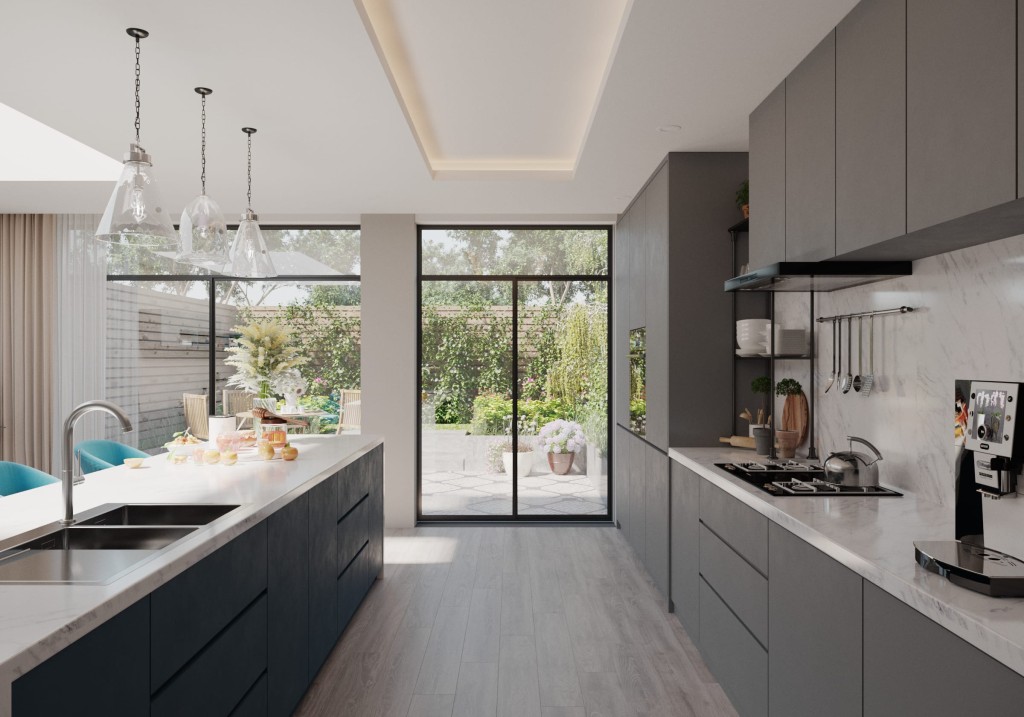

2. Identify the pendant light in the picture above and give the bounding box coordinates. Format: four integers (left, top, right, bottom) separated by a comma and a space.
228, 127, 276, 278
95, 28, 177, 248
178, 87, 229, 269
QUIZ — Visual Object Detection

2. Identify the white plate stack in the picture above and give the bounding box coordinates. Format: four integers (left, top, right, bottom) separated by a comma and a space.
762, 328, 808, 356
736, 319, 771, 357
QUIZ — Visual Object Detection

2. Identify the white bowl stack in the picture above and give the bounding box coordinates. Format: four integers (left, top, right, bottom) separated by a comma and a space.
736, 319, 771, 356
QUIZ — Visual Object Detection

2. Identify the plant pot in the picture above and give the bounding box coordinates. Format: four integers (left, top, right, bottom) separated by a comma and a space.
547, 451, 576, 475
742, 203, 750, 219
753, 427, 772, 456
776, 430, 799, 459
502, 451, 532, 478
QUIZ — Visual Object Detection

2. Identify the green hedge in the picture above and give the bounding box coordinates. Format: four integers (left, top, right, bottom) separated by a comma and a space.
470, 395, 573, 435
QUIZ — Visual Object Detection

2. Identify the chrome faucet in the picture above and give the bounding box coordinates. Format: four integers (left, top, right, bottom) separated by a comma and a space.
61, 400, 133, 526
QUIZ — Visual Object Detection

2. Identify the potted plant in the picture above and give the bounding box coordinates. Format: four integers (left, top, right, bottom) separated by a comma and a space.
539, 419, 586, 476
495, 439, 534, 479
225, 319, 307, 400
750, 376, 771, 436
776, 377, 809, 455
736, 180, 749, 219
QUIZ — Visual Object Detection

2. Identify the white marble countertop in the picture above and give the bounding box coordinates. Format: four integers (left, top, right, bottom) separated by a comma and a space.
669, 447, 1024, 678
0, 434, 381, 715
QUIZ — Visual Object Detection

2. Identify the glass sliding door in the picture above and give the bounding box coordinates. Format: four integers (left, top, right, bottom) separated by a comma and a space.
420, 281, 514, 516
417, 227, 611, 521
517, 280, 609, 516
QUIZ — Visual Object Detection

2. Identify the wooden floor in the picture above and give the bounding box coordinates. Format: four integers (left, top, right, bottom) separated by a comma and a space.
294, 525, 738, 717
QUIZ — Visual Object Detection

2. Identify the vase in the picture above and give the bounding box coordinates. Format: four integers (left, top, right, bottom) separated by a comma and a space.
502, 451, 532, 478
283, 390, 300, 413
258, 380, 271, 400
776, 430, 799, 459
547, 451, 575, 475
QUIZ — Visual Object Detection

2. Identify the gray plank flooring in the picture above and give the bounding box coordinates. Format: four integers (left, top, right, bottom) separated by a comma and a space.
294, 526, 738, 717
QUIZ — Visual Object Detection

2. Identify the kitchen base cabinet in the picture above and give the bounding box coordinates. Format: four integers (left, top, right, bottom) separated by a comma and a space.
151, 595, 268, 717
644, 447, 669, 602
699, 578, 768, 717
268, 492, 310, 717
12, 597, 150, 716
669, 461, 700, 639
309, 467, 340, 677
864, 582, 1024, 716
769, 523, 861, 717
10, 444, 385, 717
627, 434, 646, 562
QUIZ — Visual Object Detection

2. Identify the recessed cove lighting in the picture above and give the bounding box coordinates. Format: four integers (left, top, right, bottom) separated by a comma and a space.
658, 124, 682, 133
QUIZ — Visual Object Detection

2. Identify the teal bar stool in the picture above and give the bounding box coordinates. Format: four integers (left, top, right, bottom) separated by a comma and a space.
0, 462, 59, 496
75, 440, 149, 475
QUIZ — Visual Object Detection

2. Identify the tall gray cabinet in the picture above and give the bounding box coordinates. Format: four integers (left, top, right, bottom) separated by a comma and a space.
612, 152, 747, 603
749, 0, 1024, 266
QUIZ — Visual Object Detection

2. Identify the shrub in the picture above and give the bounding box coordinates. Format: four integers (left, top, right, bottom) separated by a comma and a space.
470, 395, 574, 436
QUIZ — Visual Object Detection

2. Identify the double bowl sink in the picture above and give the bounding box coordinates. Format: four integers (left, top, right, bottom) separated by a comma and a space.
0, 504, 241, 584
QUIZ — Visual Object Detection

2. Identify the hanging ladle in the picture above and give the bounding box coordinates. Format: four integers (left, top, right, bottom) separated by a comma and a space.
840, 317, 854, 394
853, 317, 864, 392
824, 318, 838, 393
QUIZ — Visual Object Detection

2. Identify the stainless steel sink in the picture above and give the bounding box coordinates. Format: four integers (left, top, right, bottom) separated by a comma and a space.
0, 503, 243, 584
76, 504, 239, 527
17, 526, 196, 551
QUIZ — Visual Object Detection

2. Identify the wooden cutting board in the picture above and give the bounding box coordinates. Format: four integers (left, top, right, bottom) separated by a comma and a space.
781, 391, 809, 445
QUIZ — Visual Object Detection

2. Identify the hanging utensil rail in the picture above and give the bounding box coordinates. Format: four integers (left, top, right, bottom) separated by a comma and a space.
816, 306, 915, 323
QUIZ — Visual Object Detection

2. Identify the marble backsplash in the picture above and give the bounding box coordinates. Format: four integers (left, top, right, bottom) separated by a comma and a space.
772, 232, 1024, 509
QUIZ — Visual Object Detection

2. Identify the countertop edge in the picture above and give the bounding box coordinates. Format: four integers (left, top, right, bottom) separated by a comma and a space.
668, 446, 1024, 678
0, 435, 383, 687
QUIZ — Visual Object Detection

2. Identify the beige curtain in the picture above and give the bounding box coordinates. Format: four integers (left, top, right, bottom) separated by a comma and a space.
0, 214, 57, 472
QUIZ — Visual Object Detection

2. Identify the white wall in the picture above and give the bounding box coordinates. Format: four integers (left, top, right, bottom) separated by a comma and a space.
773, 232, 1024, 510
360, 214, 418, 528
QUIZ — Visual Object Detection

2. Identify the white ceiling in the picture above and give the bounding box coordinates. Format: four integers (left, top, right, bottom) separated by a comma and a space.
0, 0, 858, 219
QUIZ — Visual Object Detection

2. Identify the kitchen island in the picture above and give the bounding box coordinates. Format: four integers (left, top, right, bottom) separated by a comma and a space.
671, 447, 1024, 717
0, 433, 383, 717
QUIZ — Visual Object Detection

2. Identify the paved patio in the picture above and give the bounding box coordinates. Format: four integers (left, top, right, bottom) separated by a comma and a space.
422, 465, 608, 516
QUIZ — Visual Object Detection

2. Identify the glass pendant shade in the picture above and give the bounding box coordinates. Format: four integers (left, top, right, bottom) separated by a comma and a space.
178, 194, 229, 269
229, 211, 276, 278
95, 145, 177, 248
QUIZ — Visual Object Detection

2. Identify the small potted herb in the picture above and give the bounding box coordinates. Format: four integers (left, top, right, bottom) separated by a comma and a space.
736, 180, 749, 219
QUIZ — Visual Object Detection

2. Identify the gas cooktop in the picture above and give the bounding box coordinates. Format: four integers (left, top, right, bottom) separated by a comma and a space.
714, 460, 902, 497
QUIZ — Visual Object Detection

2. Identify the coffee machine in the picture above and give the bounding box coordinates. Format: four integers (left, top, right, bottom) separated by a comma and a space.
914, 380, 1024, 597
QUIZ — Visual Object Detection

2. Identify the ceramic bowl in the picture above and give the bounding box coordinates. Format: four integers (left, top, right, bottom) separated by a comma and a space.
123, 457, 144, 469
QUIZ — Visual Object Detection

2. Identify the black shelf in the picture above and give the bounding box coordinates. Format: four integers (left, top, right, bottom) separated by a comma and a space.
728, 217, 749, 234
736, 354, 812, 360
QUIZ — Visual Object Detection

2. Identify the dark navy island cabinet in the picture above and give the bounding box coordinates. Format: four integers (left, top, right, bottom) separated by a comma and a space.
11, 443, 384, 717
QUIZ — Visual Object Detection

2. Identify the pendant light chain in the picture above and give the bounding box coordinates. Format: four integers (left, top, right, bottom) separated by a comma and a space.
134, 34, 142, 144
200, 92, 207, 194
247, 131, 253, 210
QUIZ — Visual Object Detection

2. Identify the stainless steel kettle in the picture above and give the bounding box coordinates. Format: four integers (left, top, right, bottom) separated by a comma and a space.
824, 436, 884, 486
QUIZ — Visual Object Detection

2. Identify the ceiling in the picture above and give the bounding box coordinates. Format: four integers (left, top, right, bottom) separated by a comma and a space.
0, 0, 859, 220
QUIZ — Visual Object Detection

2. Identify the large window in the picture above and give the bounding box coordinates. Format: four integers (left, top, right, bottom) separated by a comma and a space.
419, 227, 611, 520
106, 227, 361, 451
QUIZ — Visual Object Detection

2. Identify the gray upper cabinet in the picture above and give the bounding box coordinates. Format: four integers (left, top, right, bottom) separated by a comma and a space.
785, 31, 836, 261
644, 165, 669, 450
749, 81, 786, 269
836, 0, 906, 255
907, 0, 1016, 232
626, 194, 646, 331
769, 524, 862, 717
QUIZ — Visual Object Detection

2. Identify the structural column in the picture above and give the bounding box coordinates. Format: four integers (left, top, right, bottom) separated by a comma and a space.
360, 214, 417, 528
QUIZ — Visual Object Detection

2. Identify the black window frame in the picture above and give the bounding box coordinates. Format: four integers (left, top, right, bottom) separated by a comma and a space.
416, 224, 614, 524
106, 224, 362, 417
